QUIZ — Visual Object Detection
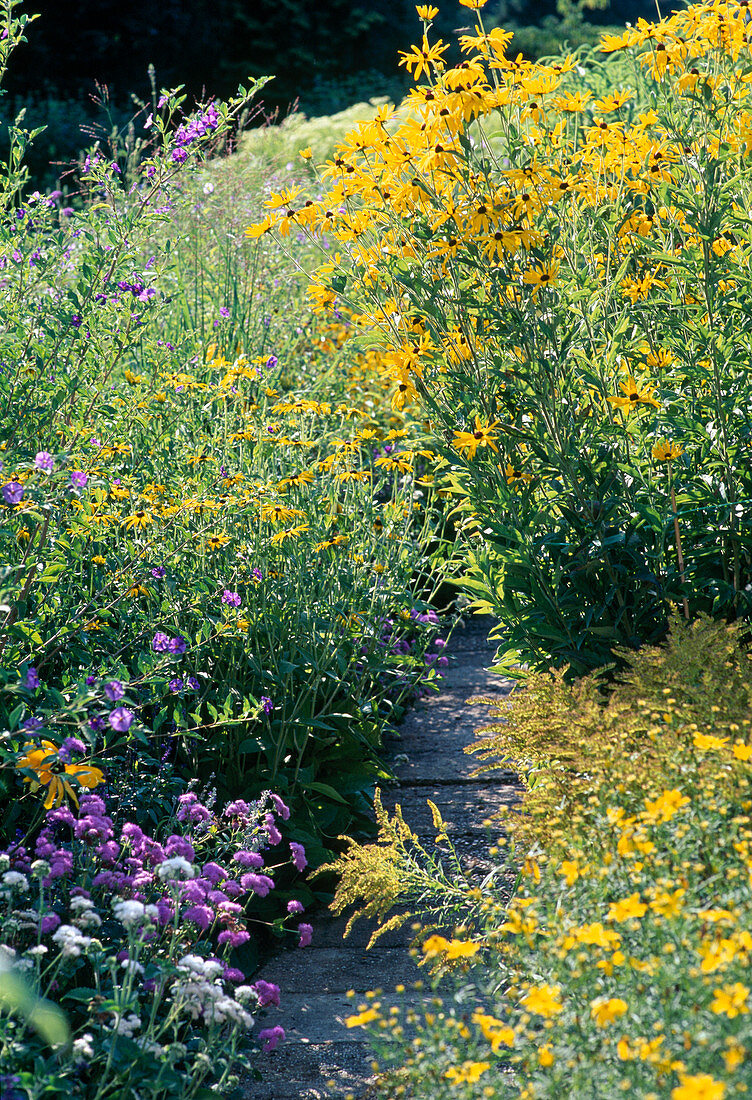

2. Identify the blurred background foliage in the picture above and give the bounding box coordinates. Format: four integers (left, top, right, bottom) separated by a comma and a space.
3, 0, 672, 191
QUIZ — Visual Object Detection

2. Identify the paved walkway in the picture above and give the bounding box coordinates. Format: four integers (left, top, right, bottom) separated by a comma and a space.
242, 615, 521, 1099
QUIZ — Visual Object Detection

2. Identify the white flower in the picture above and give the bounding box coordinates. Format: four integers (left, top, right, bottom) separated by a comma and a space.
70, 896, 95, 912
113, 899, 146, 927
52, 924, 92, 959
156, 856, 196, 881
25, 945, 48, 958
121, 959, 145, 976
113, 1013, 142, 1038
74, 909, 102, 930
2, 871, 29, 892
30, 859, 50, 877
234, 985, 255, 1004
0, 945, 17, 967
72, 1033, 95, 1061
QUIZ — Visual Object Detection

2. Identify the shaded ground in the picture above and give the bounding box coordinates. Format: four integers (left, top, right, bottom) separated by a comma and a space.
241, 615, 520, 1099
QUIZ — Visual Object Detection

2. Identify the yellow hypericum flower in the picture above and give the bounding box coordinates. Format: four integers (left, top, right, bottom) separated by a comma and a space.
453, 417, 500, 460
693, 733, 729, 752
608, 375, 660, 412
652, 440, 684, 463
607, 893, 647, 922
416, 4, 439, 19
521, 984, 563, 1018
16, 741, 104, 809
445, 1061, 490, 1084
733, 741, 752, 761
472, 1011, 515, 1051
558, 859, 580, 885
643, 788, 690, 823
345, 1008, 379, 1028
649, 888, 685, 919
299, 147, 312, 160
590, 997, 628, 1027
671, 1073, 726, 1100
444, 939, 480, 960
710, 983, 750, 1019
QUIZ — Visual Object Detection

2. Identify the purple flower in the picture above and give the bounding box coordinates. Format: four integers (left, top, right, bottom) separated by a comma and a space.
22, 716, 43, 731
260, 695, 273, 716
219, 306, 230, 318
265, 355, 278, 370
239, 872, 275, 897
168, 635, 187, 655
40, 913, 61, 935
34, 451, 54, 472
290, 842, 307, 872
287, 899, 304, 915
183, 904, 214, 931
253, 980, 281, 1008
58, 737, 86, 764
222, 590, 241, 607
258, 1025, 285, 1052
152, 632, 170, 652
270, 794, 290, 821
103, 680, 124, 702
168, 677, 184, 693
233, 850, 264, 870
252, 568, 263, 583
298, 922, 313, 948
2, 482, 24, 505
224, 799, 250, 820
89, 715, 106, 733
263, 812, 282, 846
70, 314, 82, 328
85, 675, 97, 686
202, 862, 228, 884
218, 929, 250, 948
223, 966, 245, 983
24, 667, 40, 690
186, 676, 201, 692
109, 706, 134, 732
70, 470, 88, 488
151, 566, 166, 579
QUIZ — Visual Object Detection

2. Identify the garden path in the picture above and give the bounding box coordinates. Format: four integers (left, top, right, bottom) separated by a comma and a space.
241, 615, 521, 1099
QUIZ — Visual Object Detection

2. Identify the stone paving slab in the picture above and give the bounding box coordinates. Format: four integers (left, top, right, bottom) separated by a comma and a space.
242, 615, 512, 1099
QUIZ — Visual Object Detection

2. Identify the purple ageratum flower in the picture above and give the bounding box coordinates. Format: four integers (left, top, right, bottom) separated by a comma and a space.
223, 966, 245, 983
253, 980, 281, 1008
270, 793, 290, 821
70, 471, 88, 488
34, 451, 54, 473
287, 899, 304, 915
151, 566, 166, 579
260, 696, 273, 716
2, 482, 24, 505
298, 922, 313, 948
58, 737, 87, 764
40, 913, 61, 935
25, 667, 40, 690
263, 813, 282, 846
103, 680, 124, 702
290, 842, 307, 873
221, 590, 241, 607
217, 929, 250, 948
239, 872, 275, 897
258, 1025, 285, 1053
109, 706, 134, 732
233, 850, 264, 870
168, 635, 187, 655
183, 904, 214, 931
152, 632, 170, 653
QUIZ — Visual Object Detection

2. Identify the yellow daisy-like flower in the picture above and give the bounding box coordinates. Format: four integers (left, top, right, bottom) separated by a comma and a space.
607, 893, 647, 922
299, 147, 313, 160
416, 4, 439, 19
205, 533, 231, 551
16, 740, 104, 809
608, 375, 660, 412
123, 510, 154, 531
671, 1073, 726, 1100
693, 733, 729, 752
453, 417, 500, 460
652, 440, 684, 463
345, 1008, 379, 1029
733, 741, 752, 761
444, 1061, 490, 1085
458, 0, 488, 8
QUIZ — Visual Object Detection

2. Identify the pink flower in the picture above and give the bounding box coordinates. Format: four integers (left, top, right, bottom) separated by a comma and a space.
253, 980, 281, 1007
290, 842, 307, 872
240, 873, 275, 897
270, 794, 290, 821
287, 899, 304, 915
297, 922, 313, 948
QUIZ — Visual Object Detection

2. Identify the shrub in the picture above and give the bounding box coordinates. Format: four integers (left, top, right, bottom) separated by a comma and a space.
253, 0, 752, 673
